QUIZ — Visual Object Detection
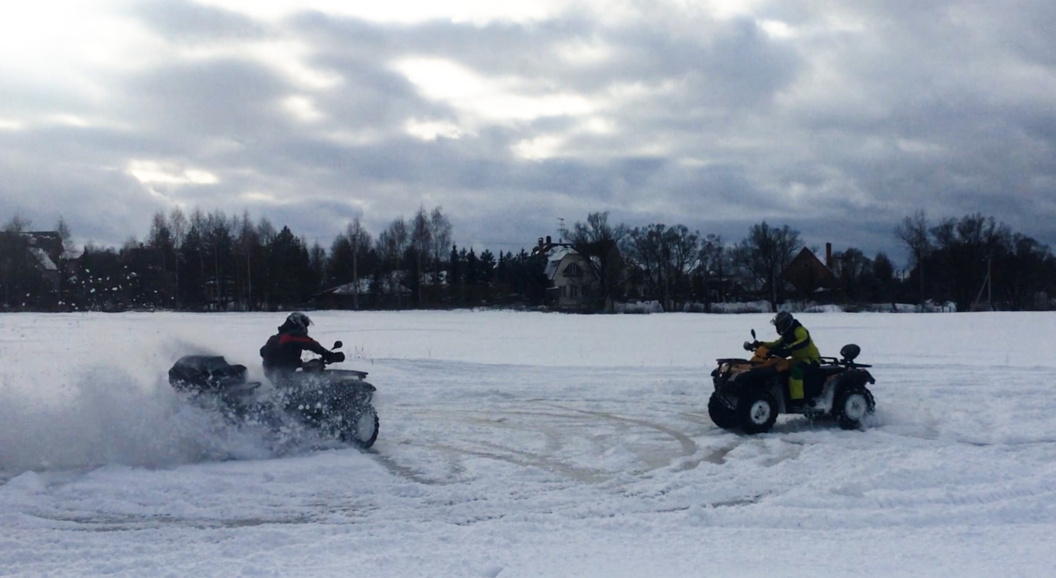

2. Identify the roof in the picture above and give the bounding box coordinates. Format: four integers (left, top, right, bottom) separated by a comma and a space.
29, 247, 58, 271
543, 246, 575, 279
783, 247, 838, 291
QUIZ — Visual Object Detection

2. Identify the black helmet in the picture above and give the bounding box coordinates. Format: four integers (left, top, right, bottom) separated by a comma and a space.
285, 311, 312, 333
771, 311, 794, 334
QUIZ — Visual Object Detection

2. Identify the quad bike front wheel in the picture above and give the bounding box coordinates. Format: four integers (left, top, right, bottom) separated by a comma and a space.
339, 405, 380, 448
738, 391, 778, 434
708, 392, 739, 430
832, 385, 875, 430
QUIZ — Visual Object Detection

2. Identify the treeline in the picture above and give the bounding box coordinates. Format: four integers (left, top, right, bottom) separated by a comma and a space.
565, 211, 1055, 313
2, 208, 1054, 313
1, 206, 551, 312
895, 211, 1056, 312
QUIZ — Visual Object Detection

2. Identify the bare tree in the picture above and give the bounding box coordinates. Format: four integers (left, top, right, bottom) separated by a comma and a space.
1, 213, 33, 308
54, 216, 73, 307
930, 213, 1010, 311
56, 216, 72, 249
699, 234, 728, 312
346, 218, 371, 310
429, 207, 453, 286
895, 210, 932, 310
410, 208, 432, 306
835, 247, 871, 301
169, 208, 187, 309
559, 212, 628, 311
732, 222, 801, 312
235, 211, 258, 310
621, 223, 700, 311
147, 211, 176, 306
377, 217, 409, 306
3, 212, 31, 233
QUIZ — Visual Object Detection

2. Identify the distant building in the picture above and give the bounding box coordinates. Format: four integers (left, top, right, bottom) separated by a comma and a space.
532, 236, 599, 310
0, 231, 68, 309
783, 244, 838, 296
18, 231, 65, 288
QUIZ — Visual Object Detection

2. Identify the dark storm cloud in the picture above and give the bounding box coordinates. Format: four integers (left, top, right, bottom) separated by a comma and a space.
2, 0, 1055, 264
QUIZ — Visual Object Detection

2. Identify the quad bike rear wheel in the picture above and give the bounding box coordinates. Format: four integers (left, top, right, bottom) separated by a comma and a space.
738, 391, 778, 434
339, 405, 380, 448
708, 392, 739, 430
832, 385, 875, 430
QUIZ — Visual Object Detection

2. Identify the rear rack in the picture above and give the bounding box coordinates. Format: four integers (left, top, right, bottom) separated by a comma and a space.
819, 356, 871, 369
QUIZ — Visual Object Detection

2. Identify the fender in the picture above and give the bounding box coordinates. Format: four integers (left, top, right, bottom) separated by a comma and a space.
834, 368, 875, 389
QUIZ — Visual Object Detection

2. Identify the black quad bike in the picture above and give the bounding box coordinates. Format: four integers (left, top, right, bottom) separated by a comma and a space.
708, 331, 876, 434
168, 341, 380, 448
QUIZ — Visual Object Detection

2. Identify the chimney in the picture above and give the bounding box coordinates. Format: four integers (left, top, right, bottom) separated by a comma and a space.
825, 243, 833, 268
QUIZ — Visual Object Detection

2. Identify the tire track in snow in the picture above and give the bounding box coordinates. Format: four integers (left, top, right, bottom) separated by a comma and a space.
378, 402, 727, 486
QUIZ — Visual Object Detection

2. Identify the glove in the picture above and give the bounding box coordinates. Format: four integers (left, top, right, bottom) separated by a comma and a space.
743, 341, 754, 351
327, 351, 345, 364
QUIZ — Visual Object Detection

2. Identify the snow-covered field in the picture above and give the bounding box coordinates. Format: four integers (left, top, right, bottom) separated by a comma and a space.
2, 310, 1056, 577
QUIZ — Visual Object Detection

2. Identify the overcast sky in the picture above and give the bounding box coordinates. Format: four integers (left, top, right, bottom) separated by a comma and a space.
2, 0, 1054, 266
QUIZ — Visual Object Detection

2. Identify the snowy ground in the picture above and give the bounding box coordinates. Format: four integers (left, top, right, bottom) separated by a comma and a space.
2, 310, 1056, 577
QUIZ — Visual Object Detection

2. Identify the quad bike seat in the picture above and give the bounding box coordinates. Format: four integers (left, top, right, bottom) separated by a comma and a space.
169, 355, 250, 393
816, 364, 848, 378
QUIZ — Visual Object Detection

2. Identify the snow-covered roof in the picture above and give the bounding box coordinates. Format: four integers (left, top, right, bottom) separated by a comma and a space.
543, 246, 575, 279
29, 247, 58, 271
329, 279, 371, 295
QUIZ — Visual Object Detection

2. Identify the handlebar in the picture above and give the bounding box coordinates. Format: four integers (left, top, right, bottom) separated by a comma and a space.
300, 341, 346, 372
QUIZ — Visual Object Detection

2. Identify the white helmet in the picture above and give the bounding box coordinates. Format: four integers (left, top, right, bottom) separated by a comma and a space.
285, 311, 312, 332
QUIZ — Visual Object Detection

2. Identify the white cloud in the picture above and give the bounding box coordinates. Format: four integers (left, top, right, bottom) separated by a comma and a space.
758, 19, 795, 39
127, 160, 219, 186
555, 38, 613, 66
393, 57, 596, 126
281, 95, 325, 123
242, 190, 282, 204
513, 136, 564, 160
2, 0, 1055, 257
0, 1, 164, 82
405, 119, 469, 141
193, 0, 563, 24
705, 0, 768, 20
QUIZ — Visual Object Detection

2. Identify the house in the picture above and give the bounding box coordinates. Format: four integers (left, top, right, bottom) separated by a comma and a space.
532, 236, 599, 310
0, 231, 69, 309
313, 277, 372, 309
10, 231, 65, 286
783, 243, 838, 296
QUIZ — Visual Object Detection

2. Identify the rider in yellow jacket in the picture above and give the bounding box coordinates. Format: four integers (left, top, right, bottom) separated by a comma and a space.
763, 311, 820, 403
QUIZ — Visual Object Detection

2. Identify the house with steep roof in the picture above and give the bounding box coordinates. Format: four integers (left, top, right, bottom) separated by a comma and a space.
532, 236, 599, 310
0, 231, 68, 309
783, 243, 838, 296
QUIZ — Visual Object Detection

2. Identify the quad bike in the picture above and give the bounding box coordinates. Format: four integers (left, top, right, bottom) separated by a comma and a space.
168, 341, 380, 448
708, 330, 876, 434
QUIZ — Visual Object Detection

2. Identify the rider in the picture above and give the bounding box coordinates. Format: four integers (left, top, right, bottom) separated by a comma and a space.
260, 312, 340, 383
746, 311, 820, 405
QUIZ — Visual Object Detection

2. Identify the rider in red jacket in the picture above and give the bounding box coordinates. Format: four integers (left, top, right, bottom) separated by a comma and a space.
260, 312, 338, 381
